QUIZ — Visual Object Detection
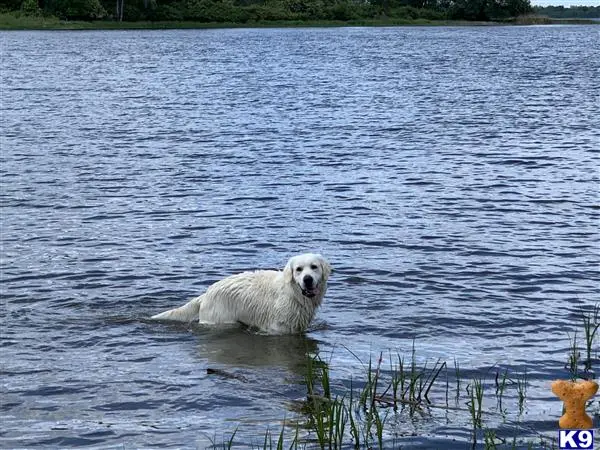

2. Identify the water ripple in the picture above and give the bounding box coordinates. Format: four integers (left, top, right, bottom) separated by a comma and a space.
1, 26, 599, 448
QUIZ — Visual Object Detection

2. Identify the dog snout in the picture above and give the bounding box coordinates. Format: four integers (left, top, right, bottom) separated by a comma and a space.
303, 275, 314, 288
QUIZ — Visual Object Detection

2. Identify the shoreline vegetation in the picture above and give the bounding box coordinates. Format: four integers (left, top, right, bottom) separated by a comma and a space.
0, 12, 597, 29
1, 0, 598, 30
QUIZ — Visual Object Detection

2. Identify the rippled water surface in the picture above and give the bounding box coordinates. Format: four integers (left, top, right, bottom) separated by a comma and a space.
1, 26, 599, 448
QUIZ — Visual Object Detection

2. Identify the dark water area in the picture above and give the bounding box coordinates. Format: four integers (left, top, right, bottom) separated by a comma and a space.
1, 26, 599, 448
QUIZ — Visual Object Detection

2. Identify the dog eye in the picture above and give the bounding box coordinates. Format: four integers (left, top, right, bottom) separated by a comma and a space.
295, 266, 303, 272
310, 264, 318, 270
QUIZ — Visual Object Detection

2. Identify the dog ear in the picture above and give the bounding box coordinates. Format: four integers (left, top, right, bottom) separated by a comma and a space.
319, 256, 332, 281
283, 257, 295, 283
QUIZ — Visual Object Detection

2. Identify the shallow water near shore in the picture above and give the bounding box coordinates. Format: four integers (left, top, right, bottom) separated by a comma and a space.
1, 26, 599, 448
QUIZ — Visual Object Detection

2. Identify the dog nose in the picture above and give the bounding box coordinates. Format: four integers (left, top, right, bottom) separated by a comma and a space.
303, 275, 314, 288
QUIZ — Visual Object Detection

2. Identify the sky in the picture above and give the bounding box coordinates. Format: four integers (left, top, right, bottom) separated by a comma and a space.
532, 0, 599, 5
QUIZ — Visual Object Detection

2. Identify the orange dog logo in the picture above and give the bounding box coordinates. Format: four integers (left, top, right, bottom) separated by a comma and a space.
551, 379, 598, 429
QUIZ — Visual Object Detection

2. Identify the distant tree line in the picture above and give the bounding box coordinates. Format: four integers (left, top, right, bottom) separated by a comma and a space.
1, 0, 533, 23
532, 5, 600, 19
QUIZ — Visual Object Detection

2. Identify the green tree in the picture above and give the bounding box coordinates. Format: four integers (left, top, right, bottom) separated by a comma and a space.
505, 0, 530, 16
448, 0, 488, 20
46, 0, 106, 19
183, 0, 242, 21
21, 0, 41, 14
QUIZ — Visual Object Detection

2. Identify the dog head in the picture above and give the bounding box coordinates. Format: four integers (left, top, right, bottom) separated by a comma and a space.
283, 253, 332, 300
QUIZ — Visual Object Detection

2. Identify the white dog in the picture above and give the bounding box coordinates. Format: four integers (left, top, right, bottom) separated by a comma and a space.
151, 253, 331, 334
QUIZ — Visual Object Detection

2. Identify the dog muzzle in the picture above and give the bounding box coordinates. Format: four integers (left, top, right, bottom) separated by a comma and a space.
302, 287, 318, 298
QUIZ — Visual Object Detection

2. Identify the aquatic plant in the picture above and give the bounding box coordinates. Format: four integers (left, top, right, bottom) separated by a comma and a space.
582, 303, 599, 372
562, 303, 600, 381
515, 370, 527, 415
495, 368, 508, 414
566, 331, 580, 380
219, 339, 582, 449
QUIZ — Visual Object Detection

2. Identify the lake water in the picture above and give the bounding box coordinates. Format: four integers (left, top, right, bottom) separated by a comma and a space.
1, 25, 599, 449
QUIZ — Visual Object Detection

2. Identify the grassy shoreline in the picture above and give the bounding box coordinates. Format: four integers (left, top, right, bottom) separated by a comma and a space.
0, 12, 597, 30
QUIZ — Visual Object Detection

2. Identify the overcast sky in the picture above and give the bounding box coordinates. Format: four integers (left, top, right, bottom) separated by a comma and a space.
532, 0, 599, 5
